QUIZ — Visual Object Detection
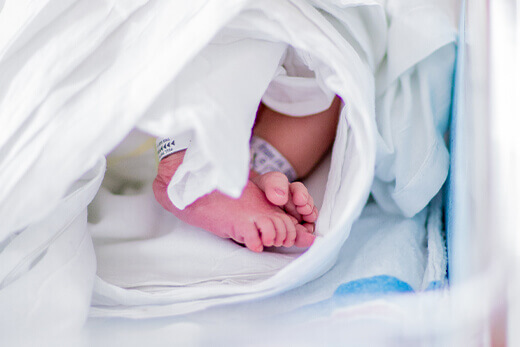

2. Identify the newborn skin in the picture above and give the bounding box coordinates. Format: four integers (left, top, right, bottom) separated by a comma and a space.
249, 170, 318, 228
153, 151, 316, 252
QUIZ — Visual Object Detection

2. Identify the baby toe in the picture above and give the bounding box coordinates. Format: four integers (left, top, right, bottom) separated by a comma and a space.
271, 216, 287, 247
252, 171, 289, 206
255, 217, 276, 247
290, 182, 310, 206
294, 224, 316, 248
243, 224, 263, 253
281, 214, 297, 247
287, 214, 299, 225
296, 203, 313, 216
302, 206, 319, 223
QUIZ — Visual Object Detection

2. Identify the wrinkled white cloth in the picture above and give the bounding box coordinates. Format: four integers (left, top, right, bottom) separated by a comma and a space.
262, 46, 336, 117
92, 0, 378, 316
161, 36, 340, 209
0, 0, 375, 334
312, 0, 458, 217
0, 0, 457, 337
159, 32, 287, 209
88, 153, 446, 319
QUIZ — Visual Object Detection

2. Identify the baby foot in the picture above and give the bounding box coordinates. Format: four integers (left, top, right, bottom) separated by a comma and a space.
250, 171, 318, 224
153, 156, 306, 252
250, 171, 318, 238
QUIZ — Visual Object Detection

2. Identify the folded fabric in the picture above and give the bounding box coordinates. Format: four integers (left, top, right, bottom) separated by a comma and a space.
0, 0, 457, 335
313, 0, 458, 217
262, 46, 336, 117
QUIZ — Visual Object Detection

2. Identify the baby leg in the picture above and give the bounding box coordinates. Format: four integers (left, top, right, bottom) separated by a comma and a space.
252, 96, 341, 227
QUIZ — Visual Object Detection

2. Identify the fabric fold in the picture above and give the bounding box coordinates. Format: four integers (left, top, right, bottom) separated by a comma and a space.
0, 0, 457, 330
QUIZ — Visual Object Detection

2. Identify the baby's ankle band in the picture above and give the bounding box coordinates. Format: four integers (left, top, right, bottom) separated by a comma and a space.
250, 136, 297, 182
156, 134, 192, 161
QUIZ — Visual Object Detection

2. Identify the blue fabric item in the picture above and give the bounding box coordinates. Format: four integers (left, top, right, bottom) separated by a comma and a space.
333, 276, 414, 297
281, 276, 414, 323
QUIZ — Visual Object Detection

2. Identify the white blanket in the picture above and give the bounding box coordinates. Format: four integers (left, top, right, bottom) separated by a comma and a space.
0, 0, 457, 338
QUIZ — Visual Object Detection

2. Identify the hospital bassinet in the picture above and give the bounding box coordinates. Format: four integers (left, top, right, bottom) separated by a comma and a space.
86, 2, 519, 345
0, 0, 518, 345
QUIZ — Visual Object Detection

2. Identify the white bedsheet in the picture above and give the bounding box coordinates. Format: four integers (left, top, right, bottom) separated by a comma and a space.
91, 0, 378, 316
0, 0, 457, 339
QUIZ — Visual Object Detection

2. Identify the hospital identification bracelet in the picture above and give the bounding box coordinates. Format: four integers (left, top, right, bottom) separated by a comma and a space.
156, 135, 192, 161
250, 136, 298, 182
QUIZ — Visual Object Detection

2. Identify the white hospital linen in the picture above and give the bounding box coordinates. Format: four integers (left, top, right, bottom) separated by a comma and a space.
0, 159, 104, 339
373, 44, 455, 217
160, 33, 287, 209
262, 47, 336, 117
0, 0, 253, 337
92, 0, 378, 315
162, 39, 336, 210
372, 1, 457, 217
0, 0, 458, 336
89, 155, 444, 319
91, 0, 456, 318
0, 0, 376, 332
313, 0, 458, 217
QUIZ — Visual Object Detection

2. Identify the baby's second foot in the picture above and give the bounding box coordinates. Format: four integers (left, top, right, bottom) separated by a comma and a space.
250, 171, 318, 236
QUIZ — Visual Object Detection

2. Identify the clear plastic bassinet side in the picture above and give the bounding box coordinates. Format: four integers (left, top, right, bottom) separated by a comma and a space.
447, 0, 518, 344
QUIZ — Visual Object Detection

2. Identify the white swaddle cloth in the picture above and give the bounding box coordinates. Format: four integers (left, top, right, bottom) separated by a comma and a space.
0, 0, 457, 337
156, 45, 333, 189
0, 0, 375, 332
92, 1, 378, 317
262, 46, 336, 117
160, 40, 337, 209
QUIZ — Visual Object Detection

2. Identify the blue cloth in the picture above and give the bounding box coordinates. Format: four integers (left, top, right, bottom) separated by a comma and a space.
334, 275, 414, 297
